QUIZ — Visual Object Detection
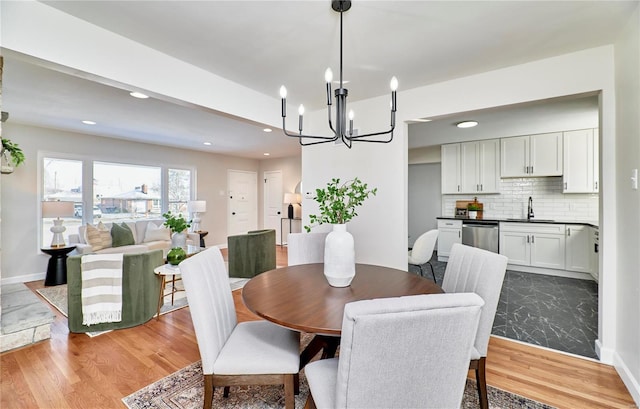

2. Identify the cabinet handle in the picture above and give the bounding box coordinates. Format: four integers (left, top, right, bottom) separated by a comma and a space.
564, 182, 567, 190
527, 235, 530, 243
531, 166, 533, 174
477, 184, 479, 191
459, 231, 461, 238
595, 181, 598, 190
531, 235, 535, 243
525, 165, 529, 174
567, 228, 571, 237
480, 184, 483, 191
457, 185, 460, 192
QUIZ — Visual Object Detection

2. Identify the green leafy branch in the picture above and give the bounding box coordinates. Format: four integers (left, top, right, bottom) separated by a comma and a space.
305, 177, 377, 232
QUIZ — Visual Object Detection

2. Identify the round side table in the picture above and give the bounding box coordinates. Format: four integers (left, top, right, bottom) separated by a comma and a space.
41, 245, 76, 286
154, 264, 183, 319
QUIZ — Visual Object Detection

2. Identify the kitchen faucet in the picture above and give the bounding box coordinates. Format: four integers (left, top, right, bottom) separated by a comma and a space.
527, 196, 534, 220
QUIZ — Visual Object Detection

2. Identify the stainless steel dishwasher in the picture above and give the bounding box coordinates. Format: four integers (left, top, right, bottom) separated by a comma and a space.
462, 220, 499, 253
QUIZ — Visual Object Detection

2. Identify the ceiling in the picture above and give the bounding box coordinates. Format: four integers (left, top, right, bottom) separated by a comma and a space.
1, 1, 636, 158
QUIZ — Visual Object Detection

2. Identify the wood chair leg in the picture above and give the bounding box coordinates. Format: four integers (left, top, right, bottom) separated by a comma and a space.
472, 357, 489, 409
284, 373, 295, 409
304, 393, 317, 409
223, 386, 230, 398
294, 373, 300, 395
203, 374, 214, 409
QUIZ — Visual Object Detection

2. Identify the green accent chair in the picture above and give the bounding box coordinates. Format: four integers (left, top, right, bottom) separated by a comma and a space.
66, 249, 164, 333
227, 229, 276, 278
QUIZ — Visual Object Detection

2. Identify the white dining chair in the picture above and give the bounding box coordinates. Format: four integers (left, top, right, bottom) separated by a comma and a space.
179, 247, 300, 409
304, 292, 484, 409
441, 243, 508, 409
408, 229, 439, 282
287, 232, 328, 266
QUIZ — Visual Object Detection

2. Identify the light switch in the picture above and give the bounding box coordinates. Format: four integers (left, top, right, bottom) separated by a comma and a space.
305, 191, 315, 199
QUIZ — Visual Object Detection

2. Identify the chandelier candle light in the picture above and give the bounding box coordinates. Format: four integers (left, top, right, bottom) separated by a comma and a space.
279, 0, 398, 148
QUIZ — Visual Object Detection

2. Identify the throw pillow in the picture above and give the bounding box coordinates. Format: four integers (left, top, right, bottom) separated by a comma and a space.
144, 222, 171, 242
85, 222, 112, 251
111, 223, 135, 247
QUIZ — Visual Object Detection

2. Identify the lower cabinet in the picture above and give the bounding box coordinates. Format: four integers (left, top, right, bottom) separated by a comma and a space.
500, 223, 566, 270
437, 219, 462, 259
565, 225, 592, 273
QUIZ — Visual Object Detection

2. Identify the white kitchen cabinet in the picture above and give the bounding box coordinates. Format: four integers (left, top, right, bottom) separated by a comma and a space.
441, 144, 461, 194
460, 139, 500, 193
500, 223, 565, 270
501, 132, 563, 177
442, 139, 499, 194
565, 225, 592, 273
563, 128, 599, 193
437, 219, 462, 259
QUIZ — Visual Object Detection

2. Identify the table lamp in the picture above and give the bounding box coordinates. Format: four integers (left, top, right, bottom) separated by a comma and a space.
283, 193, 296, 219
42, 201, 75, 247
187, 200, 207, 232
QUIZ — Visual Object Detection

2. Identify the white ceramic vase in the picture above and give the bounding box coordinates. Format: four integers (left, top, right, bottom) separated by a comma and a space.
323, 224, 355, 287
171, 232, 187, 249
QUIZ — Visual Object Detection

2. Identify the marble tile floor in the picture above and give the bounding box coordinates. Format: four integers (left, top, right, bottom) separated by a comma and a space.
409, 254, 599, 360
0, 283, 55, 352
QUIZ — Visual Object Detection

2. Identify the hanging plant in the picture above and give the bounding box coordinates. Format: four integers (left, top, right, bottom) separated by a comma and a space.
1, 138, 25, 174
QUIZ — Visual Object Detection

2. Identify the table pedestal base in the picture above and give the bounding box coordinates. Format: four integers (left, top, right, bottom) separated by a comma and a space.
300, 335, 341, 369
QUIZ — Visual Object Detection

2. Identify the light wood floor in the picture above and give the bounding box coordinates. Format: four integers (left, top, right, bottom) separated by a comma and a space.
2, 246, 636, 409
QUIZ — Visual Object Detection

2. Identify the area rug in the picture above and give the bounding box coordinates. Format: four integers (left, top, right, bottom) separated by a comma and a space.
122, 359, 555, 409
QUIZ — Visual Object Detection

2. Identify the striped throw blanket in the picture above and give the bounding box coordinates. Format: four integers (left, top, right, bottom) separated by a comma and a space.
80, 253, 124, 326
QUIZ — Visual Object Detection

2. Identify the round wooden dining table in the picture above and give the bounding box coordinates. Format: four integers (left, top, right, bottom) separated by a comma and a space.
242, 263, 443, 368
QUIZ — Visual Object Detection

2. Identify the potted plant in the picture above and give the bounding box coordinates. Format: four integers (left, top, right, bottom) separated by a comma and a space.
163, 211, 191, 248
305, 177, 377, 287
1, 138, 25, 174
468, 198, 482, 219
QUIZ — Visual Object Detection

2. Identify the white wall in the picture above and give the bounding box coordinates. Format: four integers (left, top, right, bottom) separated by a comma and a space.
614, 5, 640, 404
0, 123, 258, 284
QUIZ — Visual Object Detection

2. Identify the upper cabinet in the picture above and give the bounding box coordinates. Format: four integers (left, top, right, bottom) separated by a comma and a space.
501, 132, 563, 177
441, 139, 499, 194
563, 128, 599, 193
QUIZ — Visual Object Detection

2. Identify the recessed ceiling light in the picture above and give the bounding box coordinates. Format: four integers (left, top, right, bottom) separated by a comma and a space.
129, 91, 149, 99
263, 153, 270, 156
82, 120, 96, 125
203, 142, 212, 146
456, 121, 478, 128
263, 128, 272, 133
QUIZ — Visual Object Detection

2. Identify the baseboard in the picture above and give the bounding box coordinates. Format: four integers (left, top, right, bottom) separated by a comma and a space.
505, 264, 594, 280
614, 351, 640, 407
1, 272, 46, 286
595, 339, 615, 364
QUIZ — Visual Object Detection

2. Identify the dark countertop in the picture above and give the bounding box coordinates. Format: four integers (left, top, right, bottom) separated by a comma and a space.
437, 216, 598, 228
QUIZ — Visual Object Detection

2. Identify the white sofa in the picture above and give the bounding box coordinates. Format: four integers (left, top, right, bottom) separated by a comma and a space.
69, 218, 199, 255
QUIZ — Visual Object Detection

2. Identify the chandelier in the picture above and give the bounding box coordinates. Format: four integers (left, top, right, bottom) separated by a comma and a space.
279, 0, 398, 149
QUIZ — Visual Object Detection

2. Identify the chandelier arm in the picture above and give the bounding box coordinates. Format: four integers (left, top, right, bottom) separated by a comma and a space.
282, 118, 337, 141
347, 132, 394, 144
348, 125, 395, 140
297, 137, 341, 147
327, 104, 338, 135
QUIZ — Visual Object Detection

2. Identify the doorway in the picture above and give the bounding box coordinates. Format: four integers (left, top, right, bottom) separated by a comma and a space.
227, 170, 258, 236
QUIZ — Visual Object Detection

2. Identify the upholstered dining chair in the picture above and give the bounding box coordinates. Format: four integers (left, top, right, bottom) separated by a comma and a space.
408, 229, 439, 282
179, 247, 300, 409
287, 232, 328, 266
441, 243, 508, 409
304, 293, 484, 409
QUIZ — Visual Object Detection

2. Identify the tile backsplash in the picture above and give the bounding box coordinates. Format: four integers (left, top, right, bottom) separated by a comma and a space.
442, 177, 599, 222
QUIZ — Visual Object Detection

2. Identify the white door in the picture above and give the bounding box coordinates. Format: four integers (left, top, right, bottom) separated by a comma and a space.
227, 170, 258, 237
264, 170, 283, 244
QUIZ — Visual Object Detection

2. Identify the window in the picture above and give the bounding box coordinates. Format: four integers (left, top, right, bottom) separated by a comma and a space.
40, 156, 194, 248
42, 158, 82, 247
168, 168, 191, 215
94, 162, 161, 223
